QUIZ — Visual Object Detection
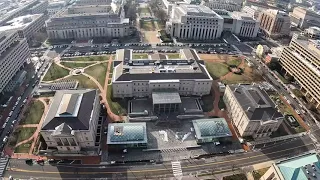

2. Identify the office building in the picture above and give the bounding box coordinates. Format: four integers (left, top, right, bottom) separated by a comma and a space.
230, 11, 260, 37
47, 1, 67, 17
258, 9, 290, 38
241, 5, 264, 19
75, 0, 112, 5
304, 26, 320, 39
28, 0, 48, 14
166, 4, 224, 40
279, 35, 320, 109
0, 14, 46, 42
40, 89, 101, 156
202, 0, 242, 12
5, 70, 27, 92
107, 122, 148, 151
290, 7, 320, 29
112, 48, 213, 98
0, 30, 30, 94
223, 84, 283, 138
260, 153, 320, 180
46, 3, 129, 40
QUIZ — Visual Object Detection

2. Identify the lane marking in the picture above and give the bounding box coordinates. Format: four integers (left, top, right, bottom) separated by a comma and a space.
171, 161, 183, 177
8, 143, 314, 174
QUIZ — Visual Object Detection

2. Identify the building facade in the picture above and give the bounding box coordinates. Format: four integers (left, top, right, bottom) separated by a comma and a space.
0, 14, 46, 42
47, 1, 67, 17
290, 7, 320, 29
241, 5, 264, 19
223, 84, 283, 138
304, 26, 320, 39
0, 30, 30, 94
40, 89, 101, 156
202, 0, 242, 12
230, 11, 260, 37
166, 4, 224, 40
258, 9, 290, 38
46, 4, 129, 40
112, 49, 213, 98
279, 35, 320, 109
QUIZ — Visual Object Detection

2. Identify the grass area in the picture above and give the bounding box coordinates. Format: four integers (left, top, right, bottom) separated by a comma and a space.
295, 126, 306, 133
20, 100, 44, 125
201, 93, 214, 112
139, 7, 150, 14
10, 127, 37, 146
15, 143, 31, 153
274, 71, 289, 84
84, 62, 108, 86
140, 21, 155, 31
108, 79, 111, 84
222, 64, 264, 84
133, 53, 148, 59
227, 59, 242, 66
66, 75, 98, 89
60, 62, 95, 69
62, 55, 109, 62
223, 173, 247, 180
292, 89, 304, 98
205, 62, 229, 80
43, 63, 70, 81
159, 30, 173, 42
166, 53, 180, 59
106, 85, 127, 115
218, 96, 226, 109
253, 168, 269, 180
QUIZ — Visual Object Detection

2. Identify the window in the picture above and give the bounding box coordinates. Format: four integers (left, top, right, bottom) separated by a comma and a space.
85, 137, 89, 141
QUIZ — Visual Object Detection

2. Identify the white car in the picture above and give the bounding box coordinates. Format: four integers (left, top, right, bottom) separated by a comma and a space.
9, 111, 13, 117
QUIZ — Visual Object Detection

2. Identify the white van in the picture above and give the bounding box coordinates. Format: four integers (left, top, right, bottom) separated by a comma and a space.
3, 136, 8, 143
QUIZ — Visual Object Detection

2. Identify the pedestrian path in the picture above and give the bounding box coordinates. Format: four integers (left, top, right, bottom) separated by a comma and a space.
0, 158, 8, 177
171, 161, 183, 177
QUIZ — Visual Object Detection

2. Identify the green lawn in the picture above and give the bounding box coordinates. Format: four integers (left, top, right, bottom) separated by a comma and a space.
166, 53, 180, 59
60, 62, 95, 69
84, 62, 108, 86
133, 53, 148, 59
15, 127, 37, 144
222, 74, 250, 84
205, 62, 229, 79
227, 59, 242, 66
15, 143, 31, 153
253, 168, 269, 180
292, 89, 304, 98
43, 63, 70, 81
140, 21, 155, 31
201, 93, 214, 112
20, 100, 44, 125
139, 7, 150, 14
218, 96, 226, 109
223, 174, 247, 180
66, 75, 98, 89
62, 55, 109, 62
106, 85, 127, 115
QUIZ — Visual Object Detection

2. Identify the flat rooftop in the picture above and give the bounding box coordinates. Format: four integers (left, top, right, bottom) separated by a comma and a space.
192, 118, 232, 139
152, 91, 182, 104
0, 14, 43, 31
178, 4, 222, 19
107, 123, 148, 145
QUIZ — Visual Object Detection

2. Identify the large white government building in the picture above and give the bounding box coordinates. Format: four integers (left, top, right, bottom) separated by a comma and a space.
0, 30, 30, 94
46, 2, 129, 40
112, 49, 213, 98
166, 4, 224, 40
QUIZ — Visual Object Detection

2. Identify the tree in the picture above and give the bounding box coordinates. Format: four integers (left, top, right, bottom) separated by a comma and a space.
123, 0, 138, 22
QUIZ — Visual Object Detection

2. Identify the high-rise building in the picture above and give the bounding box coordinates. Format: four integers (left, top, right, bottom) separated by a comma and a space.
230, 11, 260, 37
0, 30, 30, 94
46, 3, 129, 40
166, 4, 224, 40
258, 9, 290, 38
290, 7, 320, 29
279, 35, 320, 109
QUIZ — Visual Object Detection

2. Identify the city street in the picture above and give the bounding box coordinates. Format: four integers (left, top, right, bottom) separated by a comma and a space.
4, 136, 315, 179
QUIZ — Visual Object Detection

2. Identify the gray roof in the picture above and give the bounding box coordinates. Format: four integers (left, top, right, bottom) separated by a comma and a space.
229, 84, 283, 121
42, 89, 98, 130
152, 91, 182, 104
181, 49, 200, 61
107, 123, 148, 145
150, 54, 167, 60
192, 118, 232, 139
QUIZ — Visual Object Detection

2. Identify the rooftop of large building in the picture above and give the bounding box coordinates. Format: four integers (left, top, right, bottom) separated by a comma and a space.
176, 4, 222, 18
0, 14, 43, 32
228, 84, 283, 121
306, 26, 320, 35
231, 11, 257, 21
107, 122, 148, 145
41, 89, 98, 131
113, 49, 212, 82
276, 153, 320, 180
264, 9, 289, 17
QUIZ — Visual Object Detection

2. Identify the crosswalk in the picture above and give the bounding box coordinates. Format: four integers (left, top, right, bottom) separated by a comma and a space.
161, 148, 187, 153
171, 161, 183, 177
0, 158, 8, 177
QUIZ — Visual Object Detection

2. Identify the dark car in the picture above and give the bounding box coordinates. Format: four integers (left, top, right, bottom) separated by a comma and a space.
25, 159, 33, 164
